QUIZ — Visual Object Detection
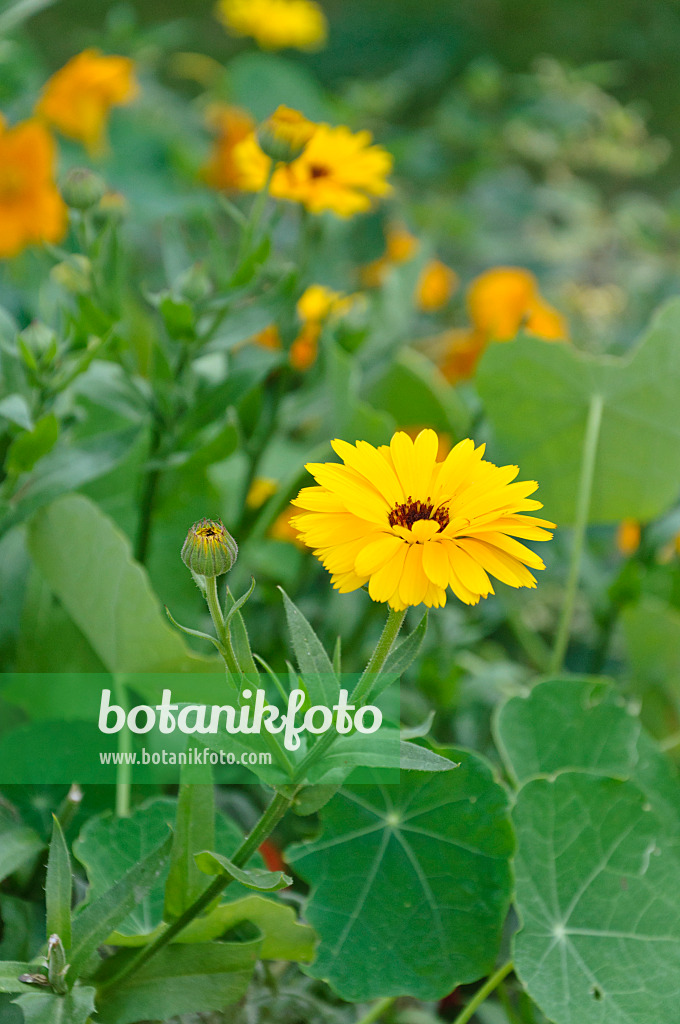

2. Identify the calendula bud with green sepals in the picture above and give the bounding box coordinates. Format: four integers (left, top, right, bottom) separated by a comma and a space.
61, 167, 107, 210
181, 518, 238, 577
257, 105, 316, 163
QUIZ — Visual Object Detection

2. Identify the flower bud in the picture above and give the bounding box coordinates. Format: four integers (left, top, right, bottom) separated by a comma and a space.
47, 934, 69, 994
50, 254, 92, 294
181, 518, 238, 577
61, 167, 107, 210
257, 105, 315, 164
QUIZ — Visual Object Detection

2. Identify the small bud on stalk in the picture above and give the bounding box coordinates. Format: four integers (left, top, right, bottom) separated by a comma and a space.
257, 105, 315, 164
47, 934, 69, 994
181, 518, 238, 578
61, 167, 107, 210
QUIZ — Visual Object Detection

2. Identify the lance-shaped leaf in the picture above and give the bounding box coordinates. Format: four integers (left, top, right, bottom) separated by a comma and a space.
14, 986, 96, 1024
195, 850, 292, 891
279, 588, 340, 706
513, 772, 680, 1024
46, 816, 72, 953
288, 752, 514, 1001
94, 941, 260, 1024
164, 769, 215, 920
477, 300, 680, 524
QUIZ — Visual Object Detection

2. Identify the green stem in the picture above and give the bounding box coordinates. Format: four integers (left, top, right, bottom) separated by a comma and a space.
113, 676, 131, 818
452, 961, 514, 1024
292, 607, 406, 783
549, 393, 603, 674
204, 575, 240, 679
355, 996, 396, 1024
100, 790, 293, 991
135, 419, 162, 565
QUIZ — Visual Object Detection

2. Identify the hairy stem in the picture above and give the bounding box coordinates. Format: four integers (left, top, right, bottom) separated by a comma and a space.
452, 961, 514, 1024
550, 393, 603, 674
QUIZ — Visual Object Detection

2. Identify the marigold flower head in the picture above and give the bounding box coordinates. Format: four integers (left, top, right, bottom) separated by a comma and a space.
416, 259, 459, 312
292, 429, 554, 609
216, 0, 328, 50
0, 115, 66, 259
202, 104, 256, 190
246, 477, 278, 509
182, 518, 238, 577
290, 320, 321, 371
257, 105, 316, 163
36, 49, 138, 156
467, 267, 567, 342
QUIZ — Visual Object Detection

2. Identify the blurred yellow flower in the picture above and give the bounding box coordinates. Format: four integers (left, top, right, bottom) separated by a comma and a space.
467, 267, 567, 342
416, 259, 459, 312
246, 477, 278, 508
36, 49, 138, 156
202, 104, 256, 190
270, 508, 308, 548
439, 267, 568, 384
616, 519, 641, 556
290, 320, 321, 371
253, 324, 283, 350
297, 283, 358, 321
361, 222, 418, 287
216, 0, 328, 50
292, 429, 554, 609
257, 105, 316, 162
0, 116, 66, 258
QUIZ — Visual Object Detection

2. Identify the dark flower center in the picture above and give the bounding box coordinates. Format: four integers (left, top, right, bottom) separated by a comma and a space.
388, 496, 450, 532
309, 163, 331, 179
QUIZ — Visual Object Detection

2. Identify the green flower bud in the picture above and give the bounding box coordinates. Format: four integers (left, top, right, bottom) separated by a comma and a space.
257, 105, 315, 164
61, 167, 107, 211
182, 518, 238, 577
47, 934, 69, 994
50, 254, 92, 294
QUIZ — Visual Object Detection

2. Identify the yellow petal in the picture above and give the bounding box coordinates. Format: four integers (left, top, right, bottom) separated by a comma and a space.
355, 533, 403, 576
422, 539, 450, 589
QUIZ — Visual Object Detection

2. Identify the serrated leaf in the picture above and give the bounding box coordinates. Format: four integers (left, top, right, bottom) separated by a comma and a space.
27, 495, 216, 673
70, 832, 172, 979
195, 850, 291, 891
165, 774, 215, 920
95, 941, 260, 1024
477, 300, 680, 523
280, 588, 339, 705
513, 772, 680, 1024
288, 753, 514, 1001
14, 986, 95, 1024
46, 816, 72, 952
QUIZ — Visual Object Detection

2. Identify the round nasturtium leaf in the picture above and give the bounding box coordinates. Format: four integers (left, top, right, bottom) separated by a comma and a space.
287, 752, 514, 1001
513, 772, 680, 1024
477, 299, 680, 525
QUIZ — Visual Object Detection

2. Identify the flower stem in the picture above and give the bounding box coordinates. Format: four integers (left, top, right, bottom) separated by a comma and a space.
549, 392, 603, 674
113, 675, 131, 818
451, 961, 514, 1024
204, 575, 240, 678
99, 789, 293, 991
355, 996, 396, 1024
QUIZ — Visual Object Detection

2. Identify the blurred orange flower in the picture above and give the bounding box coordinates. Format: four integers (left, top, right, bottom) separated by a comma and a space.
616, 519, 641, 556
36, 49, 138, 156
361, 222, 418, 287
416, 259, 459, 312
202, 104, 256, 190
0, 116, 66, 258
216, 0, 328, 51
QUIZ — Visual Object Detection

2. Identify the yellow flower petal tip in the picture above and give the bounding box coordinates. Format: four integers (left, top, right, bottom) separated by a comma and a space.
291, 429, 555, 609
215, 0, 328, 50
36, 49, 138, 156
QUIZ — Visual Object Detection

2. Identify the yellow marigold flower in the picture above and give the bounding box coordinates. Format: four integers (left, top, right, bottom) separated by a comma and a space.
271, 125, 392, 217
216, 0, 327, 50
246, 477, 278, 508
416, 259, 459, 312
616, 519, 641, 556
467, 267, 567, 342
202, 104, 256, 190
36, 49, 138, 156
290, 320, 321, 371
270, 508, 308, 548
0, 116, 66, 258
291, 429, 554, 609
438, 328, 487, 384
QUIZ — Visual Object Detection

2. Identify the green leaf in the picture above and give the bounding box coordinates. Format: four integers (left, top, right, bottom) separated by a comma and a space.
292, 784, 341, 816
46, 816, 72, 953
0, 394, 32, 431
165, 774, 215, 921
288, 752, 514, 1000
513, 772, 680, 1024
494, 677, 639, 785
195, 850, 292, 891
70, 832, 172, 980
225, 586, 258, 679
6, 415, 58, 476
27, 494, 215, 673
0, 821, 44, 883
228, 51, 329, 121
279, 588, 340, 706
13, 986, 95, 1024
0, 963, 44, 994
306, 732, 457, 783
95, 940, 260, 1024
477, 300, 680, 523
367, 348, 468, 439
